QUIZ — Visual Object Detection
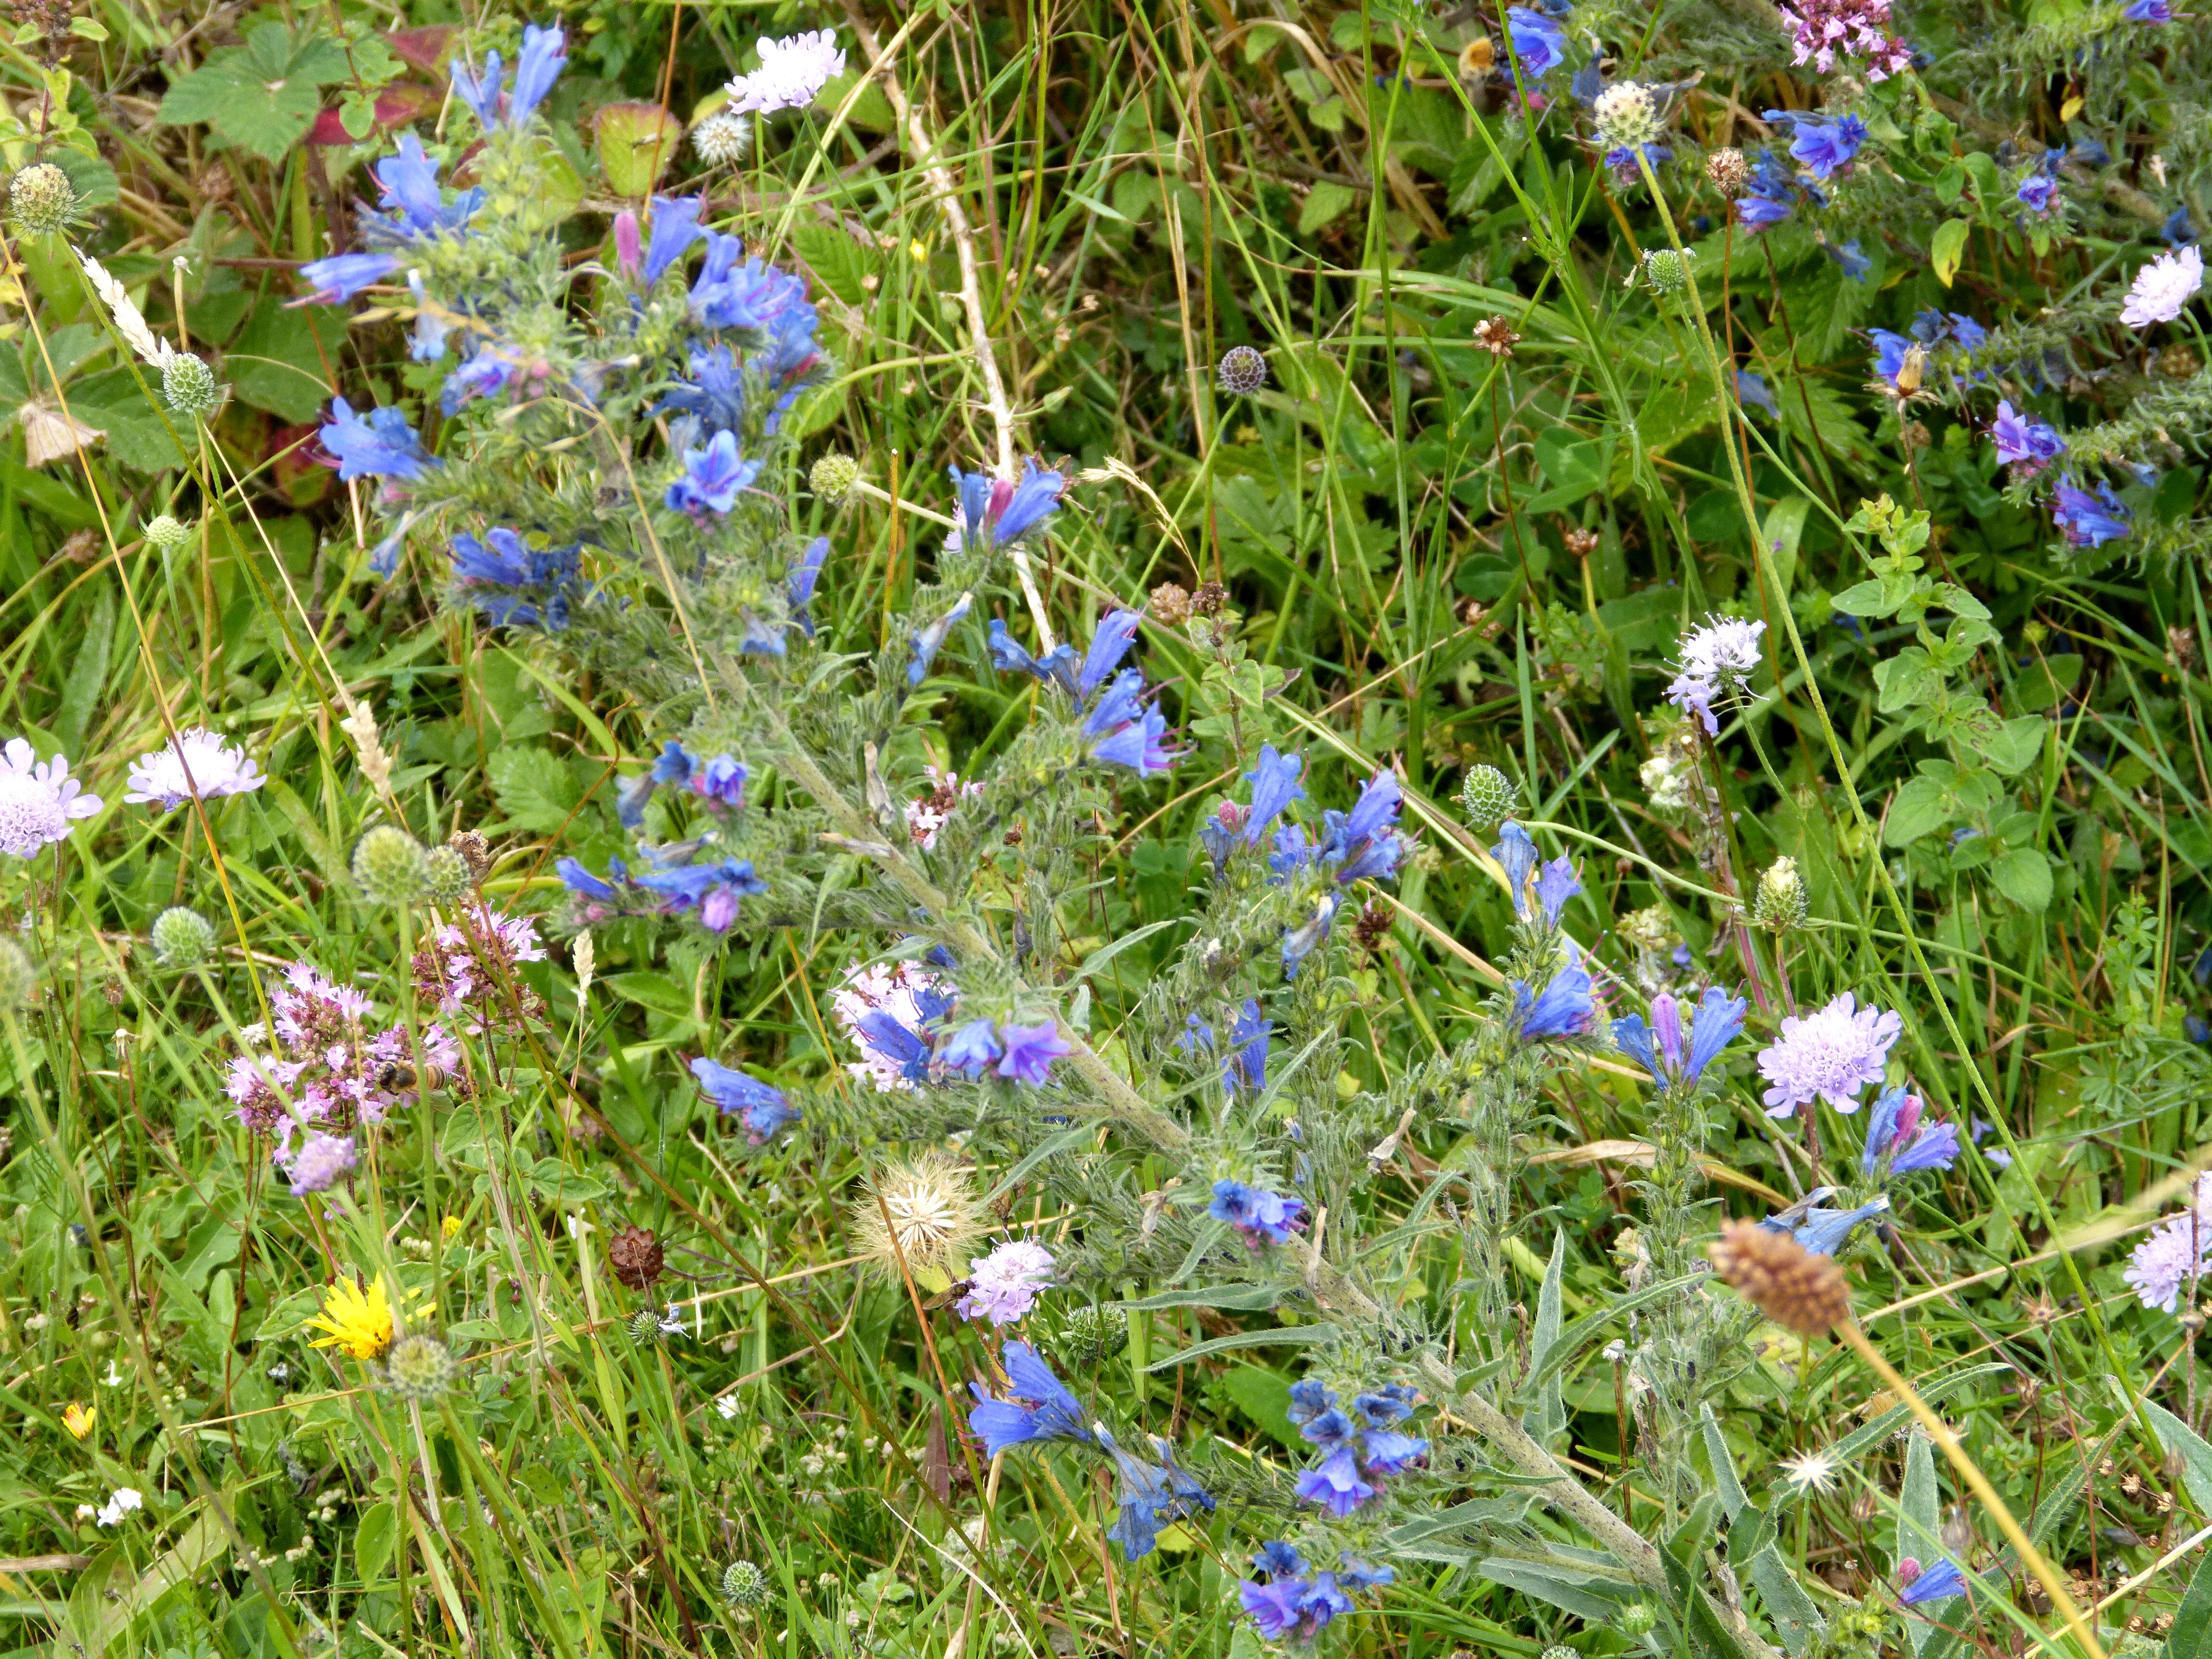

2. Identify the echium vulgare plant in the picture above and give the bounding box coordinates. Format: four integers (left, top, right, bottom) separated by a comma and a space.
292, 22, 1924, 1653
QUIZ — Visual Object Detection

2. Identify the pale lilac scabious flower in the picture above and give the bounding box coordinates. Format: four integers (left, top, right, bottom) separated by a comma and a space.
1756, 991, 1902, 1116
1666, 616, 1767, 733
2119, 245, 2204, 328
956, 1239, 1056, 1325
0, 737, 100, 856
724, 30, 845, 116
123, 728, 266, 808
2125, 1182, 2212, 1311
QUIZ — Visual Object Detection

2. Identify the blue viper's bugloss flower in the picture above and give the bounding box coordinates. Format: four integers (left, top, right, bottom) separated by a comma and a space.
690, 1057, 799, 1143
995, 1020, 1071, 1084
1336, 1556, 1394, 1593
1082, 669, 1176, 775
1762, 1194, 1889, 1257
1763, 110, 1866, 180
790, 536, 831, 635
633, 854, 766, 932
1897, 1557, 1968, 1605
1510, 962, 1599, 1041
1992, 400, 2065, 470
557, 856, 625, 902
1253, 1541, 1307, 1579
1505, 6, 1569, 75
299, 252, 400, 304
1077, 610, 1142, 697
986, 618, 1079, 692
1492, 821, 1540, 912
2053, 477, 2132, 547
689, 236, 819, 340
1098, 1427, 1216, 1561
1868, 328, 1915, 387
449, 527, 581, 632
1911, 309, 1986, 350
2017, 172, 2061, 215
1240, 1572, 1354, 1641
908, 592, 974, 687
655, 343, 747, 440
941, 1018, 1004, 1076
1823, 238, 1872, 281
1890, 1121, 1961, 1172
1612, 985, 1747, 1091
691, 754, 747, 808
856, 1009, 933, 1087
1295, 1445, 1376, 1515
1226, 999, 1271, 1095
1323, 769, 1409, 883
666, 430, 762, 515
1280, 892, 1338, 976
643, 195, 705, 286
1533, 854, 1580, 924
451, 23, 566, 129
1604, 143, 1672, 179
441, 348, 518, 415
1242, 745, 1306, 845
362, 136, 482, 244
1863, 1087, 1960, 1174
1353, 1385, 1418, 1427
322, 398, 436, 481
951, 458, 1066, 549
968, 1340, 1093, 1456
1211, 1178, 1307, 1248
1736, 371, 1780, 417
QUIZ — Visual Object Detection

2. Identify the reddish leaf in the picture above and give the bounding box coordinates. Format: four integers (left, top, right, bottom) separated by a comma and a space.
387, 26, 454, 74
307, 83, 436, 146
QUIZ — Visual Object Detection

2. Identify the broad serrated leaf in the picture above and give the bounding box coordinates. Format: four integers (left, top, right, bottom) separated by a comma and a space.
485, 744, 582, 835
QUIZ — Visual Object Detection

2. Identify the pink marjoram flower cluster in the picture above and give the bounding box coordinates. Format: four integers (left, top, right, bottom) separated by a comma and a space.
1774, 0, 1912, 78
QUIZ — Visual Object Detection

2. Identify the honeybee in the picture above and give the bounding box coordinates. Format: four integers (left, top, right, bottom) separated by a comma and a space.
371, 1061, 418, 1093
923, 1279, 974, 1313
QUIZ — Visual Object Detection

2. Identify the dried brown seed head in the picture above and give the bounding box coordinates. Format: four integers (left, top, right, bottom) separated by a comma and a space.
1473, 316, 1520, 357
608, 1225, 665, 1291
1150, 582, 1193, 626
1708, 1220, 1850, 1335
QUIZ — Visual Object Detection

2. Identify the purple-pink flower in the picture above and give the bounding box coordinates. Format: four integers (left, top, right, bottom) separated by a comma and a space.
996, 1021, 1072, 1084
1756, 991, 1902, 1117
0, 738, 101, 856
955, 1239, 1056, 1325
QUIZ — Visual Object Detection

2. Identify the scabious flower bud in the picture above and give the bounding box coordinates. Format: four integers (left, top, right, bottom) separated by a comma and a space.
1052, 1304, 1128, 1367
1635, 248, 1692, 294
351, 825, 432, 907
9, 162, 77, 236
1754, 856, 1808, 932
1619, 1605, 1660, 1636
810, 452, 861, 504
380, 1333, 455, 1401
143, 514, 194, 552
422, 843, 473, 902
1458, 764, 1518, 830
150, 906, 217, 968
0, 937, 36, 1010
722, 1560, 771, 1608
160, 352, 224, 420
626, 1307, 666, 1343
1707, 147, 1750, 195
1592, 81, 1661, 151
1216, 345, 1268, 395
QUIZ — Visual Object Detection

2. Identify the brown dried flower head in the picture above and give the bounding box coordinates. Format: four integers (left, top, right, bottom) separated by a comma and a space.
1708, 1220, 1850, 1335
1473, 316, 1520, 357
447, 829, 492, 880
1351, 900, 1394, 954
608, 1225, 665, 1291
1706, 148, 1750, 195
1150, 582, 1193, 626
1190, 579, 1229, 618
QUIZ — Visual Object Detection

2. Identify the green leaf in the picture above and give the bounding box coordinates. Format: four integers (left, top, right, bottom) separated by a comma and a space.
1075, 917, 1182, 980
1883, 777, 1952, 846
791, 223, 879, 307
1143, 1325, 1336, 1371
1831, 578, 1900, 619
1222, 1365, 1302, 1449
67, 366, 189, 471
1298, 180, 1358, 234
157, 23, 355, 161
227, 300, 345, 423
595, 103, 685, 197
2146, 1403, 2212, 1517
1981, 716, 2046, 776
1119, 1284, 1283, 1312
485, 745, 582, 836
2168, 1541, 2212, 1659
1988, 848, 2053, 912
1899, 1431, 1940, 1655
355, 1503, 397, 1581
1930, 218, 1970, 287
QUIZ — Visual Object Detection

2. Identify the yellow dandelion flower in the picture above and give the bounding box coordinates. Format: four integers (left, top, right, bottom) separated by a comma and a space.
60, 1402, 94, 1439
304, 1273, 401, 1360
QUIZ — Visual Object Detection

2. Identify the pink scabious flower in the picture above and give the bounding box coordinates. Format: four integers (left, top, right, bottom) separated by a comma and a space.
122, 728, 265, 809
830, 961, 951, 1092
956, 1239, 1057, 1325
1665, 616, 1767, 734
1756, 991, 1903, 1117
0, 737, 100, 857
723, 30, 845, 116
1774, 0, 1912, 78
2119, 245, 2204, 329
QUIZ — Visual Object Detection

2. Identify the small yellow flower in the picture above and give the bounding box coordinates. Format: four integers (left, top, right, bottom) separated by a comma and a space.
304, 1274, 400, 1360
60, 1402, 94, 1439
441, 1215, 464, 1244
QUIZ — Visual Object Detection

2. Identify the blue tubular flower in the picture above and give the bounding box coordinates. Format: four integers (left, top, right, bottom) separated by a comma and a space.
299, 252, 399, 304
1737, 190, 1795, 229
1210, 1179, 1307, 1248
986, 619, 1079, 692
856, 1010, 934, 1086
643, 195, 704, 286
1281, 892, 1337, 976
1336, 1556, 1394, 1593
406, 271, 448, 363
1243, 746, 1306, 845
789, 536, 830, 635
1992, 400, 2066, 470
1890, 1121, 1960, 1173
1299, 1407, 1355, 1449
1077, 610, 1142, 697
1861, 1084, 1912, 1173
1269, 823, 1314, 881
557, 856, 622, 902
450, 44, 503, 127
1771, 1195, 1890, 1257
941, 1019, 1003, 1076
690, 1057, 799, 1144
449, 528, 580, 632
1823, 238, 1872, 281
509, 24, 567, 123
1736, 371, 1780, 417
1285, 1379, 1335, 1426
2017, 173, 2060, 215
1505, 6, 1568, 74
950, 458, 1067, 549
1683, 985, 1748, 1082
967, 1341, 1093, 1456
362, 136, 480, 243
1534, 855, 1580, 924
655, 344, 746, 439
1511, 963, 1599, 1042
1352, 1386, 1416, 1428
666, 430, 761, 515
1325, 769, 1409, 884
2053, 477, 2132, 548
1492, 822, 1539, 915
439, 348, 515, 415
1358, 1429, 1429, 1475
691, 754, 747, 808
909, 593, 974, 687
995, 1022, 1072, 1085
1082, 670, 1175, 774
1226, 999, 1271, 1095
1253, 1542, 1307, 1579
1870, 328, 1914, 386
1611, 1011, 1660, 1077
689, 240, 817, 335
1240, 1574, 1352, 1641
1295, 1445, 1378, 1516
1765, 110, 1866, 179
322, 398, 436, 481
1097, 1427, 1214, 1561
1897, 1557, 1967, 1606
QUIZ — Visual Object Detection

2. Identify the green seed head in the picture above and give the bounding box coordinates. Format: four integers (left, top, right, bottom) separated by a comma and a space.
1053, 1304, 1127, 1368
1638, 249, 1691, 295
0, 938, 36, 1010
1619, 1604, 1659, 1636
809, 453, 861, 505
626, 1307, 665, 1343
1457, 764, 1519, 831
722, 1559, 771, 1609
150, 906, 217, 969
380, 1333, 455, 1402
160, 353, 224, 420
1593, 82, 1661, 151
351, 825, 432, 908
1753, 856, 1808, 933
143, 515, 194, 553
1216, 345, 1268, 395
9, 163, 78, 237
422, 844, 474, 903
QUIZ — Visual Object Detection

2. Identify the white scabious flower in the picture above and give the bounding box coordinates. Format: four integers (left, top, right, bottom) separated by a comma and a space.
1666, 615, 1767, 734
76, 253, 172, 367
724, 30, 846, 117
2119, 245, 2203, 328
123, 728, 266, 809
0, 737, 101, 856
96, 1487, 143, 1527
691, 110, 754, 164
